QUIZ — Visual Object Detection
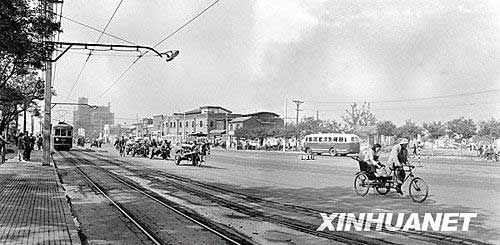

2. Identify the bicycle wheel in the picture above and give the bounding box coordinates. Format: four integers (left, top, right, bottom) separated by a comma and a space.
354, 173, 370, 196
409, 177, 429, 203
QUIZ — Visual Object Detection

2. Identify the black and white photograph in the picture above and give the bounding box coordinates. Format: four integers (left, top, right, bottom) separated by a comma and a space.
0, 0, 499, 244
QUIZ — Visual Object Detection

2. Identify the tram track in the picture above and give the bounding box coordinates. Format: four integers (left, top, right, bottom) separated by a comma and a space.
56, 150, 250, 245
85, 150, 490, 245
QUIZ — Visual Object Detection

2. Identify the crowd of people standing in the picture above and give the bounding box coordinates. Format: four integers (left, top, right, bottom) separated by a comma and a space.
16, 132, 43, 162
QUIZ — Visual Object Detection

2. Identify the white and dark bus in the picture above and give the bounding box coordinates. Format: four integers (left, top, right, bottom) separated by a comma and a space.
303, 133, 360, 156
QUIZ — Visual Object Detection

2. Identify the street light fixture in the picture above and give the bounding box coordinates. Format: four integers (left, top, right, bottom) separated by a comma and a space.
162, 50, 180, 62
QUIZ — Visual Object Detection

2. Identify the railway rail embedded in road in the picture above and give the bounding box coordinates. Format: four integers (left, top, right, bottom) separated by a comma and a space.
55, 150, 249, 245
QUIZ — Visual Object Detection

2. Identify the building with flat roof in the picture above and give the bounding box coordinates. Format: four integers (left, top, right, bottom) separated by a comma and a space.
73, 97, 114, 140
162, 106, 241, 143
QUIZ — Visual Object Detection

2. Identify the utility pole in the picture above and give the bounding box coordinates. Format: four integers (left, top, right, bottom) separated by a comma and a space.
23, 105, 27, 132
283, 99, 287, 152
42, 0, 55, 166
292, 100, 303, 151
31, 114, 34, 135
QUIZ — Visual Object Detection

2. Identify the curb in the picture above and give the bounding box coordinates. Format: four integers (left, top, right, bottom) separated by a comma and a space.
51, 153, 82, 245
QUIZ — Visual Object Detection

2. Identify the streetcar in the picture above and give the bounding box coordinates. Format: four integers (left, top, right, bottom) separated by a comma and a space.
53, 122, 73, 150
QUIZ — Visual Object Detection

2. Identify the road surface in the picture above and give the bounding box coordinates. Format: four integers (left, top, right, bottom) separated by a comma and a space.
57, 147, 500, 244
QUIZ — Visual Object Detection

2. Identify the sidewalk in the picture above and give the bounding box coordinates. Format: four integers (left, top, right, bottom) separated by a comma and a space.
0, 150, 80, 244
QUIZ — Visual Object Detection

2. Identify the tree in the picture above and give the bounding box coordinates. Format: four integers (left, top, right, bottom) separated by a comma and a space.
296, 117, 343, 137
446, 117, 476, 142
342, 102, 376, 132
1, 0, 60, 88
234, 127, 255, 140
423, 121, 447, 141
234, 125, 283, 146
0, 73, 44, 133
376, 120, 396, 136
1, 0, 60, 134
477, 118, 500, 139
395, 120, 423, 139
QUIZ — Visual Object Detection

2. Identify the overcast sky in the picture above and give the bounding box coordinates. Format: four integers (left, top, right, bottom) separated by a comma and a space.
51, 0, 500, 125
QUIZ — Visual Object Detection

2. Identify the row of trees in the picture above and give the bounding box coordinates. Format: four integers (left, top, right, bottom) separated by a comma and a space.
376, 117, 495, 143
234, 101, 500, 144
0, 0, 59, 135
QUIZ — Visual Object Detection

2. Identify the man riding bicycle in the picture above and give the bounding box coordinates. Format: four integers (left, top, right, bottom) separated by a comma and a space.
387, 138, 409, 195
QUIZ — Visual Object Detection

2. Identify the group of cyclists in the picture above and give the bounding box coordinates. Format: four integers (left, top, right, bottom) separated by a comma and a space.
114, 137, 172, 159
113, 136, 211, 163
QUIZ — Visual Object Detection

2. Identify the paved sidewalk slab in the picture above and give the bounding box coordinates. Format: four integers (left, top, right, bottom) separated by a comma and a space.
0, 152, 80, 245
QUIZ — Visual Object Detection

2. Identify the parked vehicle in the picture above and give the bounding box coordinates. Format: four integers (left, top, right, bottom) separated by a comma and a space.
302, 133, 360, 156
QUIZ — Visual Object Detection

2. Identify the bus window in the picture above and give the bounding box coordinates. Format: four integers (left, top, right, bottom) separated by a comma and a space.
67, 130, 72, 137
351, 136, 358, 142
328, 137, 332, 142
313, 137, 317, 142
333, 137, 338, 142
60, 129, 66, 137
318, 137, 323, 142
55, 129, 61, 136
339, 137, 344, 142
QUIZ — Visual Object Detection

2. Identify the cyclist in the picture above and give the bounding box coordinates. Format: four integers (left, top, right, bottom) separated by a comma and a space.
387, 138, 409, 195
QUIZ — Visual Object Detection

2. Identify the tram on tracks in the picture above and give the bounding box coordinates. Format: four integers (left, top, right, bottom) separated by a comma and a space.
53, 122, 73, 150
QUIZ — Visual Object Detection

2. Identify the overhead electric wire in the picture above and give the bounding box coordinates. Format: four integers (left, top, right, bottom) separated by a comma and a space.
51, 11, 136, 45
96, 0, 221, 101
65, 0, 125, 100
304, 88, 500, 105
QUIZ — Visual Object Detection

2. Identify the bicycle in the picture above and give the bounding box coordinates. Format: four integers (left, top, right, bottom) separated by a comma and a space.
352, 156, 429, 203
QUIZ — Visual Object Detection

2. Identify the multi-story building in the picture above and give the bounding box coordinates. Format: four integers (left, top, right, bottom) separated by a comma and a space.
162, 106, 241, 143
73, 97, 114, 140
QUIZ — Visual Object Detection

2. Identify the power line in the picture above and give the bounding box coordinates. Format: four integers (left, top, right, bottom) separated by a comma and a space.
50, 11, 136, 45
304, 88, 500, 105
96, 0, 221, 101
65, 0, 125, 100
300, 100, 500, 113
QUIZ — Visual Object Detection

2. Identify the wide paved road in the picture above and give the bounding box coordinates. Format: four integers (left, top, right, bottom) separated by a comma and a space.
75, 146, 500, 244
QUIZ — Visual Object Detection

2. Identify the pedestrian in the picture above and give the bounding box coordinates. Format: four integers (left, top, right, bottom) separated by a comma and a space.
23, 132, 32, 161
0, 134, 7, 164
17, 132, 25, 162
29, 134, 36, 151
36, 134, 43, 150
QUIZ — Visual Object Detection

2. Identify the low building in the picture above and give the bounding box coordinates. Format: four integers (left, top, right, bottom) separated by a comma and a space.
228, 112, 284, 147
103, 124, 135, 142
134, 118, 153, 138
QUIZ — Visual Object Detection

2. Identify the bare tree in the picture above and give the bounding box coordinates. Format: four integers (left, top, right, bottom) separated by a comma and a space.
342, 102, 376, 132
